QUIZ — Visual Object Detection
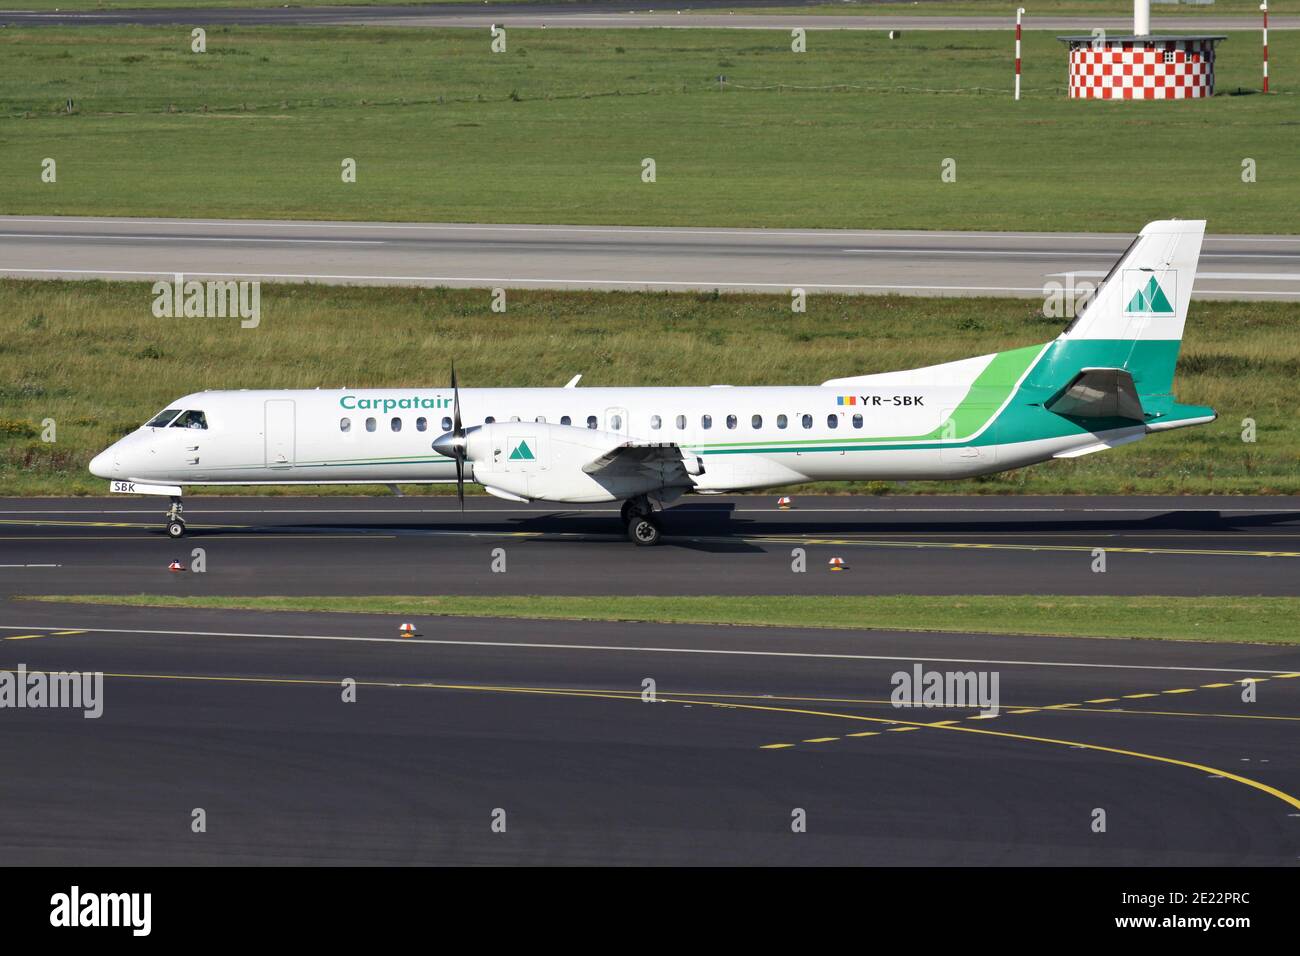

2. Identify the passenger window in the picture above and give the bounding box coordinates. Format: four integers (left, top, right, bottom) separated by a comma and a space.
340, 417, 351, 432
650, 415, 662, 430
852, 413, 863, 429
726, 414, 737, 430
777, 414, 788, 429
801, 414, 812, 429
751, 414, 762, 429
536, 416, 546, 423
442, 417, 453, 431
485, 416, 496, 424
391, 417, 402, 432
610, 414, 623, 431
146, 408, 181, 428
561, 415, 572, 426
586, 416, 597, 429
510, 416, 521, 422
366, 418, 377, 432
416, 417, 427, 432
827, 414, 838, 429
170, 410, 207, 429
675, 414, 686, 430
702, 414, 712, 430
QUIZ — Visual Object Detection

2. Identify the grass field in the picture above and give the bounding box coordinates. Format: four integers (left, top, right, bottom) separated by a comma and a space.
1, 279, 1296, 497
1, 26, 1294, 231
26, 593, 1300, 644
9, 1, 1273, 14
734, 1, 1271, 16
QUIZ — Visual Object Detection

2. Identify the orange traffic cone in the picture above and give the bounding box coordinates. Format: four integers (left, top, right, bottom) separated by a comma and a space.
777, 496, 793, 510
167, 560, 185, 572
827, 556, 846, 571
399, 622, 417, 637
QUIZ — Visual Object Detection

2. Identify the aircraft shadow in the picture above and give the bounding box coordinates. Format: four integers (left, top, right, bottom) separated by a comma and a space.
174, 504, 1300, 549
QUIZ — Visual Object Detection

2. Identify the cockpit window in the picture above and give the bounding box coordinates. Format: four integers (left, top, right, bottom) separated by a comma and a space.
169, 410, 208, 430
146, 408, 181, 428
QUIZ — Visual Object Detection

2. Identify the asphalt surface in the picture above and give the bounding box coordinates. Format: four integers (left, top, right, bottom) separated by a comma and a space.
2, 4, 1293, 31
0, 598, 1296, 864
5, 216, 1299, 299
3, 495, 1300, 597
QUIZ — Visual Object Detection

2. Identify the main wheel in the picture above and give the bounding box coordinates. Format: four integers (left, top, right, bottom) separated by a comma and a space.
620, 498, 651, 525
166, 520, 186, 539
627, 515, 661, 546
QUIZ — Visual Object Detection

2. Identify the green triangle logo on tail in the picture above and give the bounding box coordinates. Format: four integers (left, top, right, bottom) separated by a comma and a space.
508, 440, 535, 461
1125, 275, 1174, 314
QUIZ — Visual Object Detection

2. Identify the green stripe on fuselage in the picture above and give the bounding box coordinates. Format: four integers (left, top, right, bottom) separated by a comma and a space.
695, 344, 1045, 454
693, 338, 1187, 457
920, 343, 1045, 441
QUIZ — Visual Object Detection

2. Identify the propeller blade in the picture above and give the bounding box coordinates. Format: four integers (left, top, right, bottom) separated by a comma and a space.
451, 364, 465, 513
451, 364, 462, 437
456, 455, 465, 513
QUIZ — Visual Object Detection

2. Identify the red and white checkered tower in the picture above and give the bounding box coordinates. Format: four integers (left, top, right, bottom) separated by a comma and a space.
1059, 0, 1225, 100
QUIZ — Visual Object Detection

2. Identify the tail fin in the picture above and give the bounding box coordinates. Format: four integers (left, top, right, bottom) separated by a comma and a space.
1031, 219, 1204, 399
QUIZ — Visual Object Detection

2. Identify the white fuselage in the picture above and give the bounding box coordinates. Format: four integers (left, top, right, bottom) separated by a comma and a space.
90, 380, 1117, 500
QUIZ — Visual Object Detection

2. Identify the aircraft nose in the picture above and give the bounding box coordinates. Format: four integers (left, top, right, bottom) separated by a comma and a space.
89, 446, 118, 479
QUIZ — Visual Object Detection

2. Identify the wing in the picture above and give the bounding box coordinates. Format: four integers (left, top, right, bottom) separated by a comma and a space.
582, 441, 705, 485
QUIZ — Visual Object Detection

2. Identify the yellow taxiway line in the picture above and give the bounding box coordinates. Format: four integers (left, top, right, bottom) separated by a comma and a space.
2, 665, 1295, 814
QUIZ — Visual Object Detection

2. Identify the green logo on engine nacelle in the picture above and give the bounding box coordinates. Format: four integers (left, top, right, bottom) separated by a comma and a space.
508, 440, 536, 461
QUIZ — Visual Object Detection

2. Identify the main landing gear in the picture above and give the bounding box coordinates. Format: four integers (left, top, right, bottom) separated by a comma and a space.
620, 495, 662, 546
165, 497, 186, 539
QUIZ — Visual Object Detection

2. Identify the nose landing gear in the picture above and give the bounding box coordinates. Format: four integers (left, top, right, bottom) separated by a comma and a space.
165, 497, 186, 539
620, 495, 662, 546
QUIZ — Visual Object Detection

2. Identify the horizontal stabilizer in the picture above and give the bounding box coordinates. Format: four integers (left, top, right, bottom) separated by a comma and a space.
1046, 368, 1145, 421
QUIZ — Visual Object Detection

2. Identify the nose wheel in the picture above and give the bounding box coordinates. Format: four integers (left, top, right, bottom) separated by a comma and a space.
165, 497, 186, 538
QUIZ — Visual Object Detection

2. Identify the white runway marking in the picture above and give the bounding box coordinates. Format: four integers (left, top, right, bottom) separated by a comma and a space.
1053, 270, 1300, 280
1180, 290, 1300, 297
0, 267, 1047, 293
0, 623, 1292, 674
6, 268, 1292, 297
0, 269, 1040, 295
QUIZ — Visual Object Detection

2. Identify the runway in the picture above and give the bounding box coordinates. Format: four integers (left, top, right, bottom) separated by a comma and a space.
0, 598, 1296, 864
3, 3, 1294, 31
5, 216, 1300, 299
2, 495, 1299, 597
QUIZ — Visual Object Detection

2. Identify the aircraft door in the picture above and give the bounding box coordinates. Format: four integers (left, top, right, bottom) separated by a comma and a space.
265, 399, 296, 469
939, 406, 997, 466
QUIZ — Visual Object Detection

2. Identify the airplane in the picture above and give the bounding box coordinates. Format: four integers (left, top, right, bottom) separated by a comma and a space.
90, 219, 1213, 546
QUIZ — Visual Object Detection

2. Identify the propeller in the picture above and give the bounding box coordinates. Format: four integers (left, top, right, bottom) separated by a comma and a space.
432, 364, 468, 512
452, 365, 464, 512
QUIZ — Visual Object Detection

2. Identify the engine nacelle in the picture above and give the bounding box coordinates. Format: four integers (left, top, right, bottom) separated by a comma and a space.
464, 422, 690, 503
